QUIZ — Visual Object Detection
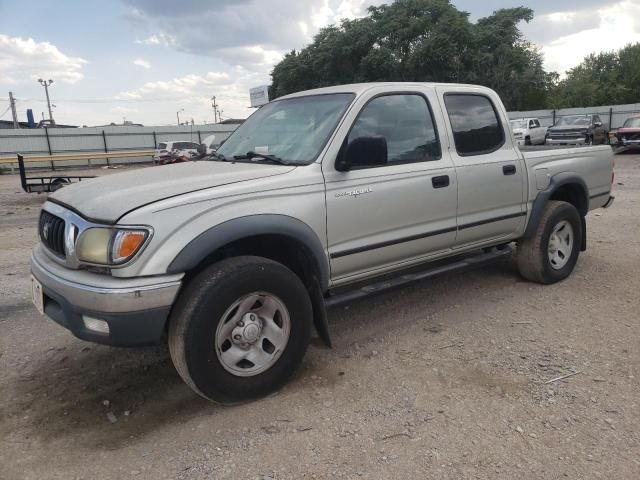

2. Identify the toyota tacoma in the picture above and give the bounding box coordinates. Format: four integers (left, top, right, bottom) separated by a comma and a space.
30, 83, 615, 403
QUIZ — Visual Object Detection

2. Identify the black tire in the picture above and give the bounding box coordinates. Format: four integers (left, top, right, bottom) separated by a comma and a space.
168, 256, 312, 404
516, 201, 582, 284
584, 135, 593, 146
50, 178, 70, 191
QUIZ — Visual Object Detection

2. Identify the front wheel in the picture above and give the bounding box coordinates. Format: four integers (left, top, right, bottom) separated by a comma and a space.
516, 201, 582, 284
168, 256, 312, 403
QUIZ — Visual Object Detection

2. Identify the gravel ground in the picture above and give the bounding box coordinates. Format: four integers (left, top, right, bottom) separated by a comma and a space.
0, 156, 639, 480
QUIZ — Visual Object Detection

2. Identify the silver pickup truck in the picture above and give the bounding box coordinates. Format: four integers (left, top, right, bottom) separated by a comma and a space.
30, 83, 614, 403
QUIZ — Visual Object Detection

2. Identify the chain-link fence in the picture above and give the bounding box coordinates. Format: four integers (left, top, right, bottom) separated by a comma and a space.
508, 103, 640, 129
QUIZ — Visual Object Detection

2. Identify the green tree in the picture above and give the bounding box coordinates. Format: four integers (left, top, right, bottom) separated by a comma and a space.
270, 0, 547, 110
547, 43, 640, 108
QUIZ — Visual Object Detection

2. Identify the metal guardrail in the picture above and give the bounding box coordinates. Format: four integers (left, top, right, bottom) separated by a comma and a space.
0, 150, 155, 165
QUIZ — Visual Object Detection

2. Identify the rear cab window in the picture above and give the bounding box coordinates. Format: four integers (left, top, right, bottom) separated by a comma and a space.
157, 143, 167, 149
443, 94, 505, 156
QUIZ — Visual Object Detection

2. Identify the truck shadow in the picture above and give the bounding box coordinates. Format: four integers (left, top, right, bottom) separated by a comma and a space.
4, 259, 518, 449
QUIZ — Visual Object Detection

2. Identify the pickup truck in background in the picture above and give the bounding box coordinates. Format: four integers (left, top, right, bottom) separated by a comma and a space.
612, 115, 640, 152
509, 117, 546, 145
546, 114, 608, 145
30, 83, 615, 403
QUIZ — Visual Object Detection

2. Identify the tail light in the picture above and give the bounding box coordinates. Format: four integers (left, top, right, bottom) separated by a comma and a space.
159, 149, 167, 154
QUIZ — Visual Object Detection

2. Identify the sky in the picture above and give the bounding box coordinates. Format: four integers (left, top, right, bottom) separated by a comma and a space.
1, 0, 639, 126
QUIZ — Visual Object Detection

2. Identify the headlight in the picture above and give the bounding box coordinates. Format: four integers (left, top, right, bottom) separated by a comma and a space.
76, 227, 151, 266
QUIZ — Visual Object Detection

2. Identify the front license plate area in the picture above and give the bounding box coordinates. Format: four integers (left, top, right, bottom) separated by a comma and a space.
31, 275, 44, 315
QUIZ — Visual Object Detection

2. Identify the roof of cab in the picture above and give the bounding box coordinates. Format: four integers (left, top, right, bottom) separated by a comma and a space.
278, 82, 489, 100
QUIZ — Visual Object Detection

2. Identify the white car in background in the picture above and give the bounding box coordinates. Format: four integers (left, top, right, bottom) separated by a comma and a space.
153, 141, 201, 163
509, 118, 546, 146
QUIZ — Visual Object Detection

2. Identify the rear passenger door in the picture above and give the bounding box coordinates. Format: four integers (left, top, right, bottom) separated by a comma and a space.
438, 89, 526, 247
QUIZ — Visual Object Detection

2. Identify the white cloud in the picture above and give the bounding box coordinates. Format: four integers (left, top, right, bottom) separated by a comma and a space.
134, 34, 177, 47
119, 72, 232, 100
0, 34, 87, 84
535, 1, 640, 74
133, 58, 151, 69
115, 70, 255, 121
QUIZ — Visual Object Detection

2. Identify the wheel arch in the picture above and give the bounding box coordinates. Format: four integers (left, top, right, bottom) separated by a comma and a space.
167, 215, 332, 347
168, 214, 329, 289
524, 173, 589, 249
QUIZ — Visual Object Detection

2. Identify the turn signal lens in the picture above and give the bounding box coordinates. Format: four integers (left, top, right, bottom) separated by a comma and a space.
112, 230, 148, 264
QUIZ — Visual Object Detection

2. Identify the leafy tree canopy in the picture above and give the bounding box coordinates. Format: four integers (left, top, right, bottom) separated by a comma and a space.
547, 43, 640, 108
270, 0, 640, 110
271, 0, 544, 110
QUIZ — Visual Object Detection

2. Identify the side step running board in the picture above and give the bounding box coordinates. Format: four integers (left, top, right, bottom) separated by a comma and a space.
325, 246, 513, 308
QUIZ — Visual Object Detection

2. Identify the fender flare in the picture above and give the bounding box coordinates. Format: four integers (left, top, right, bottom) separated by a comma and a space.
167, 214, 330, 291
524, 172, 589, 248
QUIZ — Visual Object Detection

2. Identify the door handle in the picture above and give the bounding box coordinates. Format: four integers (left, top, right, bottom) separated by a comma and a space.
432, 175, 450, 188
503, 165, 516, 175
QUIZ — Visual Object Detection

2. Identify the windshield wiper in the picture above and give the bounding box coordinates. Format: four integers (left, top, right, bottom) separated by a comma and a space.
233, 151, 292, 165
209, 151, 229, 162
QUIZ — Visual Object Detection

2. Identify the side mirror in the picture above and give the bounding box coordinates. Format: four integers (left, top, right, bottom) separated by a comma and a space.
336, 136, 387, 172
594, 121, 603, 127
197, 143, 207, 154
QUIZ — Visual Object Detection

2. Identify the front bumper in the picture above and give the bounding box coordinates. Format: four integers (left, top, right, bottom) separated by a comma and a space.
31, 245, 183, 346
546, 137, 587, 145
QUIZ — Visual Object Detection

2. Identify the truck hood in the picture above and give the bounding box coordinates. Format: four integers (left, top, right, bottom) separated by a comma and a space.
616, 127, 640, 134
50, 161, 296, 223
548, 125, 589, 133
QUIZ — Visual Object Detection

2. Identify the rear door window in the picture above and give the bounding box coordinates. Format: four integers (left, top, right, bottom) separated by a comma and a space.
443, 94, 505, 156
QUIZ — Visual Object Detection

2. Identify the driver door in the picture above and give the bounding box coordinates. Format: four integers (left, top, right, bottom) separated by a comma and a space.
323, 90, 458, 284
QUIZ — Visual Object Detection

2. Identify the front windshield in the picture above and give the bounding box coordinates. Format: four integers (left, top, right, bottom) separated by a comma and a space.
556, 115, 591, 126
623, 117, 640, 128
216, 93, 355, 164
510, 120, 526, 129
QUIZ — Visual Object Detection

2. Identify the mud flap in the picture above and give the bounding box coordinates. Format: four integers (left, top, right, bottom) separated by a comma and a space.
581, 216, 587, 251
309, 276, 331, 348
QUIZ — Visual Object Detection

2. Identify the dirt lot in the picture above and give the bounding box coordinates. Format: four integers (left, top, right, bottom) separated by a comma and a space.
0, 156, 639, 480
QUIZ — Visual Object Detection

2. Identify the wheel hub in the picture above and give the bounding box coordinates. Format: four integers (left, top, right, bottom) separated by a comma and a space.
231, 313, 263, 346
215, 292, 291, 377
547, 220, 574, 270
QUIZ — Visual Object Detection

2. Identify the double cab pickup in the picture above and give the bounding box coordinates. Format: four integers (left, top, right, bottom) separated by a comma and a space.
31, 83, 615, 403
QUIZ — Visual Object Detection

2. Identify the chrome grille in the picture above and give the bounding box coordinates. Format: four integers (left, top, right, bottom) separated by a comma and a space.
39, 210, 66, 257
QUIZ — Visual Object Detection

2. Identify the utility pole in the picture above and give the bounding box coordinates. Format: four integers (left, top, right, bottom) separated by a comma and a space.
211, 96, 218, 123
37, 79, 55, 125
8, 91, 19, 128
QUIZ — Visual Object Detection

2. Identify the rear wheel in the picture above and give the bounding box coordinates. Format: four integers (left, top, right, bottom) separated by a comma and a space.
517, 201, 582, 284
50, 178, 70, 191
168, 256, 312, 403
584, 135, 593, 146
